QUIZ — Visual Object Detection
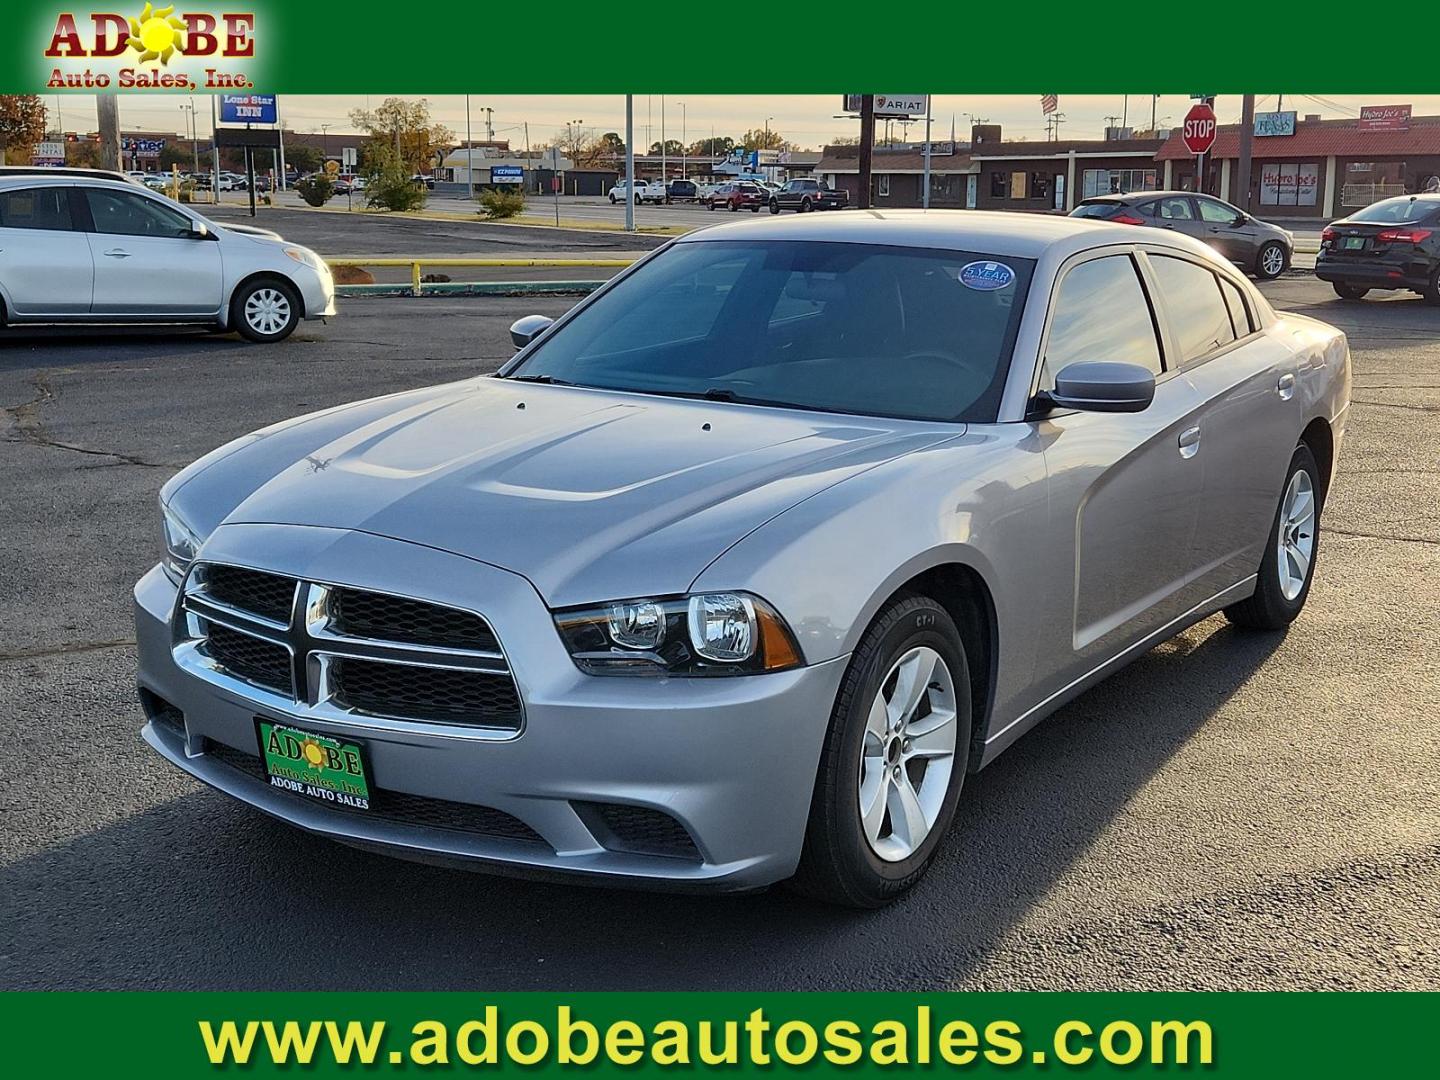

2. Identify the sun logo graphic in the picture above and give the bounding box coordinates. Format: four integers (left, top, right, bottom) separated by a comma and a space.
298, 738, 328, 770
125, 3, 187, 64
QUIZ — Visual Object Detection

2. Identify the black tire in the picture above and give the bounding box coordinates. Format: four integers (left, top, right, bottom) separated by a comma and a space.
1224, 443, 1321, 631
729, 201, 738, 212
1423, 266, 1440, 307
800, 197, 813, 213
789, 594, 972, 908
609, 194, 617, 204
229, 278, 301, 344
769, 198, 780, 214
708, 201, 716, 211
1254, 240, 1288, 280
1332, 282, 1369, 301
750, 204, 760, 212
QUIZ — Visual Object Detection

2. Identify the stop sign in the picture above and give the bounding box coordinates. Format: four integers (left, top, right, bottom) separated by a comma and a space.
1182, 103, 1217, 155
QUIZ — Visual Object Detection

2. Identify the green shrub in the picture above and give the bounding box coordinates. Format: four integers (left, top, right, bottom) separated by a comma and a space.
294, 173, 334, 206
361, 148, 427, 212
478, 187, 525, 219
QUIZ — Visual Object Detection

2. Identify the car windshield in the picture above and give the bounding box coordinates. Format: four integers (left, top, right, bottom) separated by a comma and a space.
1348, 197, 1439, 224
506, 240, 1034, 422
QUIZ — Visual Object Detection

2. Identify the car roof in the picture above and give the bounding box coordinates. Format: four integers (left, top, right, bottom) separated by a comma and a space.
1081, 190, 1211, 204
0, 165, 141, 186
679, 208, 1161, 259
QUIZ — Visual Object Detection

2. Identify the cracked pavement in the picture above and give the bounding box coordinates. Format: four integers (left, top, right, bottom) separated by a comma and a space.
1, 280, 1437, 990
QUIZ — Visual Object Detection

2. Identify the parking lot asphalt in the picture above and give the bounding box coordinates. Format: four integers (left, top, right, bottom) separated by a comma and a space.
2, 279, 1437, 990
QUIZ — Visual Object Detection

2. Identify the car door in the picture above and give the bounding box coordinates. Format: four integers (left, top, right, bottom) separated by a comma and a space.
1196, 196, 1258, 264
79, 186, 223, 316
1033, 250, 1208, 685
1145, 252, 1302, 596
0, 184, 93, 315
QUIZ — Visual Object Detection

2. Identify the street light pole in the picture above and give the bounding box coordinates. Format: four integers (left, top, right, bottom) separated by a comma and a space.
678, 100, 686, 180
625, 94, 635, 233
660, 97, 666, 185
465, 96, 475, 200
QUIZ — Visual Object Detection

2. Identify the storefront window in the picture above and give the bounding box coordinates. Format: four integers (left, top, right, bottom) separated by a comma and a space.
1341, 161, 1405, 207
1260, 162, 1319, 207
1081, 168, 1158, 199
990, 171, 1007, 198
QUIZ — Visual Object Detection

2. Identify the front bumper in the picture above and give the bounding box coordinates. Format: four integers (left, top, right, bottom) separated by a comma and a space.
296, 263, 337, 319
134, 524, 847, 892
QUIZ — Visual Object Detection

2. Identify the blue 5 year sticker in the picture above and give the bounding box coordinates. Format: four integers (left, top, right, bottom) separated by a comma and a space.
958, 261, 1015, 291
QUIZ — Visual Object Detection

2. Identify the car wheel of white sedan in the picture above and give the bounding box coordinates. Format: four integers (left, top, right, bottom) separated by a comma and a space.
1225, 443, 1321, 630
231, 279, 301, 344
790, 594, 971, 908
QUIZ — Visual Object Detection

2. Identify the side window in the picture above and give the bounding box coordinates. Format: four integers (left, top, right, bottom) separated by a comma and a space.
1156, 197, 1195, 220
84, 189, 193, 238
1149, 256, 1238, 362
1041, 254, 1163, 388
0, 187, 75, 231
1136, 200, 1159, 219
1197, 198, 1241, 225
1218, 276, 1254, 337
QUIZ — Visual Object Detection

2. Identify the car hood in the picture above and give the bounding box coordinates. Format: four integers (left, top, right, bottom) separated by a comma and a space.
202, 379, 960, 605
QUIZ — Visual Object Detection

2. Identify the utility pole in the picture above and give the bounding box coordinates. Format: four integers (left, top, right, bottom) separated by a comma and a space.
922, 94, 932, 209
1103, 114, 1121, 138
181, 99, 198, 174
1151, 94, 1159, 134
210, 93, 220, 204
625, 94, 635, 232
660, 97, 666, 184
96, 92, 121, 171
1051, 113, 1066, 141
1237, 93, 1256, 213
858, 96, 875, 210
678, 100, 686, 181
483, 107, 494, 142
1122, 95, 1128, 128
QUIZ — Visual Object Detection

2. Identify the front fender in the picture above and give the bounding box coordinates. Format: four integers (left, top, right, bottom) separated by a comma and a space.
690, 423, 1052, 731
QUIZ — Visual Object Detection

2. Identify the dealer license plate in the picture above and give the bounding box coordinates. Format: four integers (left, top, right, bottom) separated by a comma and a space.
1343, 236, 1366, 250
257, 719, 372, 810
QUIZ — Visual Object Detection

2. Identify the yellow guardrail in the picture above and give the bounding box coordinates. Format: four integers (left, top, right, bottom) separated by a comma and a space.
325, 256, 639, 296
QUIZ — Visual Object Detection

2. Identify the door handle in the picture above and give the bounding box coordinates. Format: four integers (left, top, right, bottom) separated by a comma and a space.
102, 249, 132, 258
1178, 426, 1202, 459
1276, 373, 1296, 401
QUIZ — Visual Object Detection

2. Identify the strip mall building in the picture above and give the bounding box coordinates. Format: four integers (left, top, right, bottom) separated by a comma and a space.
817, 111, 1440, 221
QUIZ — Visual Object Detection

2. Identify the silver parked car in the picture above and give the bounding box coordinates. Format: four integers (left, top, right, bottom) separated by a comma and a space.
1071, 191, 1295, 280
0, 173, 334, 342
136, 211, 1350, 906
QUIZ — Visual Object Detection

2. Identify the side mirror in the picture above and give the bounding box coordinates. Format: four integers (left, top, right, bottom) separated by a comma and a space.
509, 314, 555, 349
1046, 361, 1156, 414
187, 221, 211, 240
1232, 212, 1249, 226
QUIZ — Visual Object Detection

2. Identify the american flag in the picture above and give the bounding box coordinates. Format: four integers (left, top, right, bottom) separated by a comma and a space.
1040, 94, 1059, 115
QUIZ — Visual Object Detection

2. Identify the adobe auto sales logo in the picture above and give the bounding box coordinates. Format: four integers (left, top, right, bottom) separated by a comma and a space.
41, 3, 262, 91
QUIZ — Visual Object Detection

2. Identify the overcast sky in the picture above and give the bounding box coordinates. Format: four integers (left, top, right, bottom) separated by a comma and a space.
48, 93, 1440, 148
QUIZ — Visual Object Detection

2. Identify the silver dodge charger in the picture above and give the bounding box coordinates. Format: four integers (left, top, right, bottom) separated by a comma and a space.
136, 211, 1350, 906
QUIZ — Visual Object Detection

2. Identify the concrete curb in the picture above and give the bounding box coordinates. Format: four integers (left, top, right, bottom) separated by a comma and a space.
336, 281, 604, 298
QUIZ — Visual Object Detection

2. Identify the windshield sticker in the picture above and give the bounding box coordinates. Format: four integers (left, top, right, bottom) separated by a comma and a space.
958, 261, 1015, 291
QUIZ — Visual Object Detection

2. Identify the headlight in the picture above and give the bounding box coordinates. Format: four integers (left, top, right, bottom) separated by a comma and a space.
283, 246, 322, 271
160, 500, 203, 583
554, 592, 802, 676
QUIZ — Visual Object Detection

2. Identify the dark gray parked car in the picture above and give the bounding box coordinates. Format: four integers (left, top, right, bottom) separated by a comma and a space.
1072, 191, 1294, 280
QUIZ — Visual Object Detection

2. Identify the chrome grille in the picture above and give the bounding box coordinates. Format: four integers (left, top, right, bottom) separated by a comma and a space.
204, 621, 293, 695
175, 564, 522, 736
330, 588, 500, 652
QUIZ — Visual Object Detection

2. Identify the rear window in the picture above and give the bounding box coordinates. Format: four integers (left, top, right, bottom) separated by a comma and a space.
1071, 202, 1119, 219
0, 187, 73, 230
1348, 197, 1440, 224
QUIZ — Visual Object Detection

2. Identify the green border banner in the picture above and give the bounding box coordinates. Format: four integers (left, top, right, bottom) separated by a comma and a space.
4, 992, 1437, 1075
10, 1, 1440, 94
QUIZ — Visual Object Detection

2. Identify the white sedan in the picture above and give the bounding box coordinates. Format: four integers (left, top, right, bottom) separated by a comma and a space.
0, 171, 335, 342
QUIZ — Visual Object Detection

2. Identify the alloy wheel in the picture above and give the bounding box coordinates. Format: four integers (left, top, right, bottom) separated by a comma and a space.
1261, 244, 1286, 278
244, 288, 291, 336
857, 646, 959, 862
1277, 468, 1316, 601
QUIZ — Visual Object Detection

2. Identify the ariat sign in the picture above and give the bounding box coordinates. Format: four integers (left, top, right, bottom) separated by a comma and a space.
41, 4, 262, 91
